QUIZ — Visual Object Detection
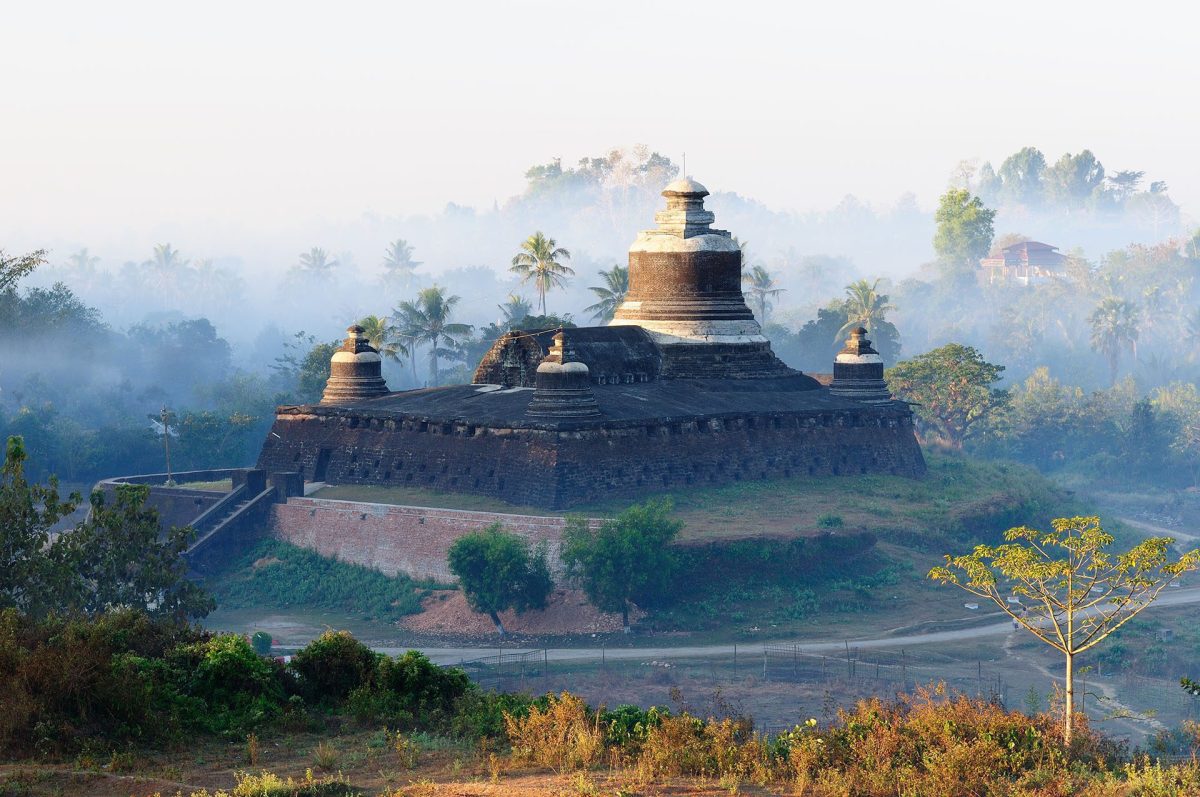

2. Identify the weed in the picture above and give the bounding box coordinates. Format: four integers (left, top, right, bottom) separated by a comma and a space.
312, 740, 340, 771
245, 733, 260, 766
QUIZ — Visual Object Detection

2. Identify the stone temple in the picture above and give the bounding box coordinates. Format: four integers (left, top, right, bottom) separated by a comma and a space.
257, 178, 925, 508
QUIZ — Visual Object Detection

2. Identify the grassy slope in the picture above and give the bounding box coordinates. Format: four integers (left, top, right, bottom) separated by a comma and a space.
314, 454, 1070, 543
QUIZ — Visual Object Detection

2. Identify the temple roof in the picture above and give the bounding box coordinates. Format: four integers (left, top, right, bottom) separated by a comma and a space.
280, 373, 911, 431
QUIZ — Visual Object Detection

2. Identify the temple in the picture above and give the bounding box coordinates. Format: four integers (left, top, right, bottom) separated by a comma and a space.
256, 178, 926, 508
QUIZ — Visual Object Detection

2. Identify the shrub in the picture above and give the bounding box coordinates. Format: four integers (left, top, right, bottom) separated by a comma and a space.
250, 631, 273, 656
289, 631, 379, 703
504, 692, 604, 771
816, 513, 845, 528
175, 634, 287, 734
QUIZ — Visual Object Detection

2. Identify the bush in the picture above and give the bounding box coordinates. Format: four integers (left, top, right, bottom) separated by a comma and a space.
289, 631, 378, 703
175, 634, 287, 734
250, 631, 273, 656
817, 513, 845, 528
504, 692, 604, 771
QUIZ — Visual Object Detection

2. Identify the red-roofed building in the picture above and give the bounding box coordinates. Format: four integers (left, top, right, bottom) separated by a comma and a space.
980, 241, 1067, 286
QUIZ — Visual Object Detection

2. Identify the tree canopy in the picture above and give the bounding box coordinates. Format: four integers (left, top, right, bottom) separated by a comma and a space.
447, 524, 553, 636
886, 344, 1007, 448
561, 499, 682, 630
930, 516, 1199, 745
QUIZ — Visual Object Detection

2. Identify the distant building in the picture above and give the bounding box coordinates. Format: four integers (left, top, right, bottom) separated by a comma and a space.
980, 241, 1067, 286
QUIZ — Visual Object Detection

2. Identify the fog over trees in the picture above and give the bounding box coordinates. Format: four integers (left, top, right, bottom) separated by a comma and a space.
3, 144, 1198, 488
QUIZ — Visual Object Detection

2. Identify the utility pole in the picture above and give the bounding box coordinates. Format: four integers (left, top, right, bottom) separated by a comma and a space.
160, 406, 175, 486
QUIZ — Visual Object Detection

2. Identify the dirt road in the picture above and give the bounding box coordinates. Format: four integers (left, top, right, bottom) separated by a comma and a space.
400, 586, 1200, 665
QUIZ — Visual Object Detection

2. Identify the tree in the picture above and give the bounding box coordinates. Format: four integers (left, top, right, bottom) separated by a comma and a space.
356, 314, 407, 364
393, 286, 473, 386
447, 524, 552, 636
837, 278, 892, 339
1089, 297, 1140, 385
0, 436, 77, 615
742, 265, 785, 324
584, 265, 628, 322
57, 484, 214, 620
997, 146, 1047, 206
1045, 150, 1105, 210
561, 499, 682, 632
885, 344, 1007, 448
933, 188, 995, 284
930, 516, 1199, 745
380, 239, 422, 291
498, 293, 534, 326
292, 247, 338, 280
0, 249, 46, 292
510, 232, 573, 315
0, 435, 213, 620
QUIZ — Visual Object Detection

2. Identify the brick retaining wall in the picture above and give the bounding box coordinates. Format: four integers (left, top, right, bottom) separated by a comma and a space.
268, 498, 588, 583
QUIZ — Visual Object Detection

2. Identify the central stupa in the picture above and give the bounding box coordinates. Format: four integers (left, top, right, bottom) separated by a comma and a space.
609, 177, 791, 378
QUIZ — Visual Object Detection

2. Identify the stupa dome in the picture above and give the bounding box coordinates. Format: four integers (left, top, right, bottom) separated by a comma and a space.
320, 324, 390, 404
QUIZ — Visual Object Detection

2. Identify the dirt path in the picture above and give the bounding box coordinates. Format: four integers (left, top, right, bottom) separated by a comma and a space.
398, 587, 1200, 665
1115, 515, 1199, 543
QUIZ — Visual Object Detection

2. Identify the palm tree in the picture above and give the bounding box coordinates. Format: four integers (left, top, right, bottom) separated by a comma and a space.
741, 265, 785, 324
498, 294, 533, 326
393, 286, 473, 386
838, 278, 894, 339
65, 248, 99, 275
145, 243, 188, 293
510, 232, 573, 315
357, 314, 408, 363
1089, 297, 1141, 385
293, 247, 338, 279
584, 265, 629, 322
381, 239, 422, 291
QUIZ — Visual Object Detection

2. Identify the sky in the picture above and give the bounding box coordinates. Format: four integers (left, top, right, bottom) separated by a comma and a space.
3, 0, 1197, 254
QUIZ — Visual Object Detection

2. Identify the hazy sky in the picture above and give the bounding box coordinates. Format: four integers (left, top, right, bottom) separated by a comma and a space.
4, 0, 1197, 251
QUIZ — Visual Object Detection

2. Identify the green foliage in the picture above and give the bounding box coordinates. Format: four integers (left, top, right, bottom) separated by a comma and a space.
0, 248, 46, 291
347, 651, 473, 728
0, 437, 212, 620
290, 630, 379, 702
584, 264, 628, 322
931, 515, 1200, 744
447, 523, 553, 634
251, 630, 273, 656
509, 231, 574, 315
886, 343, 1007, 448
392, 285, 473, 386
562, 499, 682, 627
207, 538, 435, 621
933, 188, 996, 274
816, 513, 844, 528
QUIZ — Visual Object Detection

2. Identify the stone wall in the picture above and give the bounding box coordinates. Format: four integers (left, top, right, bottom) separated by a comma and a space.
269, 498, 585, 582
257, 406, 926, 509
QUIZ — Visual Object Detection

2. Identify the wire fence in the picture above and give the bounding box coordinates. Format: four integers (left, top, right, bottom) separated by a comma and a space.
444, 642, 1199, 738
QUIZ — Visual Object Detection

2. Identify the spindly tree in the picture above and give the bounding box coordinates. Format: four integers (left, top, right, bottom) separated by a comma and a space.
930, 516, 1199, 746
510, 232, 573, 315
0, 249, 46, 292
584, 265, 629, 322
742, 265, 785, 325
837, 278, 892, 339
447, 523, 553, 636
561, 499, 682, 631
933, 189, 995, 284
885, 344, 1007, 448
393, 285, 472, 386
1089, 297, 1140, 385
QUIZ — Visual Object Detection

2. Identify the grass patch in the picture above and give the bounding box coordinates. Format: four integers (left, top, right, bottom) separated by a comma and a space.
314, 454, 1072, 545
206, 539, 451, 622
174, 478, 233, 491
